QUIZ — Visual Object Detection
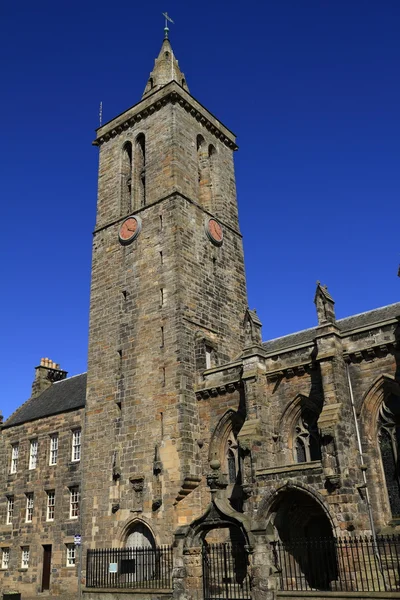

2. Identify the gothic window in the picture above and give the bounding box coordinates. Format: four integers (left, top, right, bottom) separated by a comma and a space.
225, 432, 241, 485
121, 142, 132, 215
379, 399, 400, 518
294, 409, 321, 464
197, 135, 212, 210
134, 134, 146, 208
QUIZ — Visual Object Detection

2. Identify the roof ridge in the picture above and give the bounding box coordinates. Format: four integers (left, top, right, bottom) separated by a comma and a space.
53, 371, 87, 384
337, 302, 400, 324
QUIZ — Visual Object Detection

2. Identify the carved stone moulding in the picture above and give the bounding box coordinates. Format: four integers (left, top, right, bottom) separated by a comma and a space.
344, 342, 395, 364
266, 362, 314, 383
196, 380, 239, 401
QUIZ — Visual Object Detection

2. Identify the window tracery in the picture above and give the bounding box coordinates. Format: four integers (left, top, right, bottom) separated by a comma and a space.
294, 409, 321, 464
378, 398, 400, 518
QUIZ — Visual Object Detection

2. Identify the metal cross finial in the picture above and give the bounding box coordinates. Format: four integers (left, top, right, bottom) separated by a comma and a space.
162, 12, 174, 39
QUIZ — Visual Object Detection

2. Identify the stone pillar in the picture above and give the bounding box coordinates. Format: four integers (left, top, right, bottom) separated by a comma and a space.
249, 530, 276, 600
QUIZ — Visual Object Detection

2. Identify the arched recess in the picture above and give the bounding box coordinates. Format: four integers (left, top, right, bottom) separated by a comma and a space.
258, 483, 337, 591
209, 410, 245, 485
121, 141, 133, 215
197, 134, 212, 211
134, 133, 146, 208
279, 394, 322, 465
119, 519, 157, 583
359, 374, 400, 522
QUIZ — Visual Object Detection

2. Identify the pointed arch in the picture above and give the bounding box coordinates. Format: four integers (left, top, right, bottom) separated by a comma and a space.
121, 141, 133, 215
359, 374, 400, 522
279, 394, 322, 464
209, 410, 245, 476
359, 374, 400, 434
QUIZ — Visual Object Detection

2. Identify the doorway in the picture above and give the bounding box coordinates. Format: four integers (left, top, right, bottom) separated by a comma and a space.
41, 545, 52, 591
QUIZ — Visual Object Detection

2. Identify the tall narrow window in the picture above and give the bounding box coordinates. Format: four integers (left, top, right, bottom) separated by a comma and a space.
29, 439, 38, 470
46, 491, 55, 521
69, 487, 80, 519
10, 443, 19, 474
134, 134, 146, 207
379, 400, 400, 518
121, 141, 132, 215
197, 135, 212, 210
71, 429, 81, 462
25, 493, 34, 523
21, 547, 30, 569
6, 496, 14, 525
1, 548, 10, 570
66, 544, 76, 567
294, 410, 321, 464
225, 435, 241, 485
49, 434, 58, 465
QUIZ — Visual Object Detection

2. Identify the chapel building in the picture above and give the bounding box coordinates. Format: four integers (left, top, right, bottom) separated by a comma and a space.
1, 35, 400, 600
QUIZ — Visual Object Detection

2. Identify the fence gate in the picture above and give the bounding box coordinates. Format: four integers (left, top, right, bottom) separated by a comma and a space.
202, 543, 251, 600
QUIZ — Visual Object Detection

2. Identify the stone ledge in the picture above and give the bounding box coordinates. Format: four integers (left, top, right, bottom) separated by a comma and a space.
256, 461, 323, 477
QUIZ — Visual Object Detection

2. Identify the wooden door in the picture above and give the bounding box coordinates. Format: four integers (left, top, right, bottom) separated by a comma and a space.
42, 545, 52, 591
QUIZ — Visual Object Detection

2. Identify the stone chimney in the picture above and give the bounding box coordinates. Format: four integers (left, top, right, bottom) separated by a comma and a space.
31, 358, 67, 398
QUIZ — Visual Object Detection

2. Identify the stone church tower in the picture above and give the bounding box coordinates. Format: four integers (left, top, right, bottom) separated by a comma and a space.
82, 36, 248, 548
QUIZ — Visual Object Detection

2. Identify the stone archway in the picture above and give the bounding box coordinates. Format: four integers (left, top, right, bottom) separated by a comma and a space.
122, 521, 156, 583
268, 487, 337, 591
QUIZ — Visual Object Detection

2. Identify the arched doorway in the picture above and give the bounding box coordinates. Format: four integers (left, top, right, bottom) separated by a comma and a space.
202, 525, 251, 600
269, 488, 337, 590
122, 521, 156, 583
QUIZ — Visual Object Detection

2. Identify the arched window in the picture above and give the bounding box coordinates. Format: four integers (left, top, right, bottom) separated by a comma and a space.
379, 398, 400, 518
197, 134, 212, 211
121, 142, 132, 215
294, 409, 321, 464
134, 134, 146, 208
225, 431, 241, 485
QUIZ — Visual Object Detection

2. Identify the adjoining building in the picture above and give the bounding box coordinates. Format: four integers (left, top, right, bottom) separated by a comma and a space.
1, 34, 399, 600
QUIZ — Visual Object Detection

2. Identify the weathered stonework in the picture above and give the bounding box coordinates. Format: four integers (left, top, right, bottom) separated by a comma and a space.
1, 35, 400, 600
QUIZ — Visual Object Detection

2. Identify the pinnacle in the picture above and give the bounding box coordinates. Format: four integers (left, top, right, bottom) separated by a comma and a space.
142, 38, 189, 99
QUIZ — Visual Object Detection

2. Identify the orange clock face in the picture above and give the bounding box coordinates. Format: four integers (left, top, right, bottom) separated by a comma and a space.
206, 219, 223, 246
119, 216, 142, 244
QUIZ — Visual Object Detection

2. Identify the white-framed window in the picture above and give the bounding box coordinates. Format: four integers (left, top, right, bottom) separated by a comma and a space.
10, 443, 19, 474
6, 496, 14, 525
46, 490, 55, 521
69, 487, 80, 519
21, 546, 29, 569
71, 429, 81, 462
66, 544, 76, 567
25, 493, 34, 522
49, 434, 58, 465
1, 547, 10, 570
29, 439, 38, 470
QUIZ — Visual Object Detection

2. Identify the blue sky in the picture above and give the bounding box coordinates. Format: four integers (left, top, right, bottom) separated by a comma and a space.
1, 0, 399, 419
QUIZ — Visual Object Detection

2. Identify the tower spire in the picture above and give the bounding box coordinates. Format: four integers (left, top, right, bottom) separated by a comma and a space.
142, 28, 189, 99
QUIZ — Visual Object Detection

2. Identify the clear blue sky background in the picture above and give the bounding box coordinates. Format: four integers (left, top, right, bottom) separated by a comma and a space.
1, 1, 399, 420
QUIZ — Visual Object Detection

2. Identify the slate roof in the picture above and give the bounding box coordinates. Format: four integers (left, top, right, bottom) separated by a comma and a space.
263, 303, 400, 355
3, 373, 87, 429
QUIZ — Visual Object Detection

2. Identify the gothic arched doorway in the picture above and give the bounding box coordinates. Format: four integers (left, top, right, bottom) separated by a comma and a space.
202, 526, 251, 600
122, 521, 156, 583
269, 488, 337, 590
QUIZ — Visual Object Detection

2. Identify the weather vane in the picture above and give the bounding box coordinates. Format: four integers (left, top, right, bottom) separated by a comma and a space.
162, 12, 174, 39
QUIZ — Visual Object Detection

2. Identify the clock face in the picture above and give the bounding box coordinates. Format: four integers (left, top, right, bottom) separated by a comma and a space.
119, 216, 142, 244
206, 218, 223, 246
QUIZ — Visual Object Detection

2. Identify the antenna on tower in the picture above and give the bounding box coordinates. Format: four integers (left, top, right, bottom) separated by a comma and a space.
99, 101, 103, 127
162, 12, 174, 39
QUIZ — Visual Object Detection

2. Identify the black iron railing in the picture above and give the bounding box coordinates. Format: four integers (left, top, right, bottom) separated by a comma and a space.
86, 545, 173, 589
273, 535, 400, 592
202, 543, 251, 600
